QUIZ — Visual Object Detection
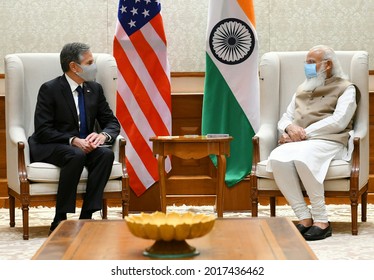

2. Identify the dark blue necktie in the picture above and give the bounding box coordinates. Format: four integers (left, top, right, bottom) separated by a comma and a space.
76, 86, 88, 138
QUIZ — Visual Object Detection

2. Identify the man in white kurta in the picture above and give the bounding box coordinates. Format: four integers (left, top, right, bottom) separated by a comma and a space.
266, 45, 359, 241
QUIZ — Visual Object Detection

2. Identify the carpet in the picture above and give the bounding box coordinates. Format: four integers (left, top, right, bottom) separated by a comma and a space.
1, 204, 374, 260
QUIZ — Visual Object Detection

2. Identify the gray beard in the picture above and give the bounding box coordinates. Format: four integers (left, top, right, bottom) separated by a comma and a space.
301, 70, 327, 92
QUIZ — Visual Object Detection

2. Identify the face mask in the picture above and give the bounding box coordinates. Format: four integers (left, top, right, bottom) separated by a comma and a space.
76, 63, 97, 81
304, 63, 317, 79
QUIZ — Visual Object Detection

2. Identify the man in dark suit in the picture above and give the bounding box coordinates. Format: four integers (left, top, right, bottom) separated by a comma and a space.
28, 42, 120, 234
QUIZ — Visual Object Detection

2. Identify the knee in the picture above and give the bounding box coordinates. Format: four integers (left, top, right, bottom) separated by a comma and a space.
68, 149, 86, 165
99, 148, 115, 163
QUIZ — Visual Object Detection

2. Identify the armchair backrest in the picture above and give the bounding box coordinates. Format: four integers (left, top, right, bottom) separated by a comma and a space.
5, 53, 118, 188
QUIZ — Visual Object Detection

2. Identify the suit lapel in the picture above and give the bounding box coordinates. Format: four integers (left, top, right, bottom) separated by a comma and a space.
60, 76, 79, 127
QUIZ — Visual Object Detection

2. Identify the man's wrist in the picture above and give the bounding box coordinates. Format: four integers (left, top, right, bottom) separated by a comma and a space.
101, 132, 111, 142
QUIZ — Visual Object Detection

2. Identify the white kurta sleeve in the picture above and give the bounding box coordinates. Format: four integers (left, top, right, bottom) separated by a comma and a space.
277, 94, 296, 132
304, 85, 357, 137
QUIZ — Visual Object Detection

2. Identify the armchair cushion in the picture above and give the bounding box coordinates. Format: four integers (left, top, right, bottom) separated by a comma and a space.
27, 161, 123, 182
256, 159, 351, 181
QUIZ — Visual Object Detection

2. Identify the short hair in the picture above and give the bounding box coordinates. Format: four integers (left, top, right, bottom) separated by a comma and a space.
309, 45, 348, 80
60, 42, 90, 73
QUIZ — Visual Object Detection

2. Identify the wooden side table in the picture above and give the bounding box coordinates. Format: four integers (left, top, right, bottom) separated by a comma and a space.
149, 135, 232, 217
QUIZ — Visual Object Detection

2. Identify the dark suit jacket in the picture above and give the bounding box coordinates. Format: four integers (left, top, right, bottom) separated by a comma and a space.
29, 75, 120, 162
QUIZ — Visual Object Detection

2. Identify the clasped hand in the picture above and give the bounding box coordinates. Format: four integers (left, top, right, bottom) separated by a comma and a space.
72, 132, 106, 153
278, 124, 307, 145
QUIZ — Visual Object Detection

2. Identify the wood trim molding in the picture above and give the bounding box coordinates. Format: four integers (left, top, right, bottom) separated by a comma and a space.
171, 72, 205, 77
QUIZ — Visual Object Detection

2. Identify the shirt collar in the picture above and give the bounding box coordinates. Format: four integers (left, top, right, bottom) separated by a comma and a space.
65, 73, 83, 93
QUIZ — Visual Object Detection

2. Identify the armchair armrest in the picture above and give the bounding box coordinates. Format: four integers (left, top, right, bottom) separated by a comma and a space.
113, 135, 128, 178
253, 123, 278, 162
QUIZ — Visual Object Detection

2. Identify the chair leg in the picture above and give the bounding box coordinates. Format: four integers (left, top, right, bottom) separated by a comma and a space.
251, 200, 258, 217
350, 201, 358, 235
361, 190, 368, 222
21, 202, 30, 240
9, 194, 15, 227
270, 197, 276, 217
102, 199, 108, 219
122, 177, 130, 218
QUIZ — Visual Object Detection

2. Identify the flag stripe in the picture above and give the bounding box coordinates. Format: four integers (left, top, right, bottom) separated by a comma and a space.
237, 0, 256, 27
150, 13, 167, 45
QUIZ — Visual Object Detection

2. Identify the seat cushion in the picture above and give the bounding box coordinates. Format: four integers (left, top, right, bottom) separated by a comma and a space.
256, 159, 352, 192
256, 159, 351, 180
27, 161, 123, 182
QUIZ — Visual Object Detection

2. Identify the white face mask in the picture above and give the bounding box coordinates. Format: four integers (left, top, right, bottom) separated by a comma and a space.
76, 63, 97, 81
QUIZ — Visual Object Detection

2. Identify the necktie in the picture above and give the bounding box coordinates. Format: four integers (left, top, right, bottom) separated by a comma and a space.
76, 86, 88, 138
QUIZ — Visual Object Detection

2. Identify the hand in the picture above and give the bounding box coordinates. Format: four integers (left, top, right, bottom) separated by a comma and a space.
85, 132, 106, 148
72, 133, 106, 153
278, 132, 292, 145
71, 137, 97, 154
285, 124, 307, 142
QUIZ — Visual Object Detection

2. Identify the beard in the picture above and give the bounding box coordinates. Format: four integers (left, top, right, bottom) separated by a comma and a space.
301, 64, 327, 92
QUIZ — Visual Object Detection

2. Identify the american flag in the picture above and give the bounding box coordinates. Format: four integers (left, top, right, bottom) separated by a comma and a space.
113, 0, 171, 196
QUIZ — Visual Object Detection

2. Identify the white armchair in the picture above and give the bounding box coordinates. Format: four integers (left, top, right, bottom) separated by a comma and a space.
250, 51, 369, 235
5, 53, 130, 240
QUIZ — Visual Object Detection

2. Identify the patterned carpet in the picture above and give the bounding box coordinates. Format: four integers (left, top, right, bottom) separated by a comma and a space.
1, 204, 374, 260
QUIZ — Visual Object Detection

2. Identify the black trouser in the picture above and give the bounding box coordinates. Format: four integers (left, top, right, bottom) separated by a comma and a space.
42, 144, 114, 214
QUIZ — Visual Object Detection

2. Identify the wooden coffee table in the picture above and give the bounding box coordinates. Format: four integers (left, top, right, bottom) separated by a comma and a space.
32, 217, 317, 260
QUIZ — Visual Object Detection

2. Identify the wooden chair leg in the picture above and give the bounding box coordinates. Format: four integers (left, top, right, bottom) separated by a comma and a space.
351, 201, 358, 235
270, 197, 276, 217
102, 199, 108, 219
122, 177, 130, 218
9, 194, 15, 227
361, 190, 368, 222
22, 202, 30, 240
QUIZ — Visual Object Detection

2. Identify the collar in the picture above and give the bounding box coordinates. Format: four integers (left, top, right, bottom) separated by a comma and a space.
65, 73, 83, 92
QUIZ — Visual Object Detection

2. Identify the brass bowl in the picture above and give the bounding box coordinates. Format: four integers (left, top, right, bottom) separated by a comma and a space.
125, 211, 216, 258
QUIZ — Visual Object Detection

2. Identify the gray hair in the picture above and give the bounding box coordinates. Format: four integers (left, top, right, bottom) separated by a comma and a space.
309, 45, 348, 80
60, 42, 90, 73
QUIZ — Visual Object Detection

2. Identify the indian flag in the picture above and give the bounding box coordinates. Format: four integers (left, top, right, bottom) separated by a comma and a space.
202, 0, 259, 187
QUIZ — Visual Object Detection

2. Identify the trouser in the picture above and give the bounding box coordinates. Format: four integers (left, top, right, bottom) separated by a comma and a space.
269, 159, 328, 223
43, 145, 114, 214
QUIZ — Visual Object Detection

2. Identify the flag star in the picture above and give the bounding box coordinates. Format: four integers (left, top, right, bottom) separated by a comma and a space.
135, 0, 141, 3
128, 19, 136, 28
130, 7, 138, 15
155, 0, 161, 5
144, 0, 151, 4
142, 9, 150, 17
120, 5, 127, 13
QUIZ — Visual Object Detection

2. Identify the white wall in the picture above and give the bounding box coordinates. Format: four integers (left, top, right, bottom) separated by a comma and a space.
1, 0, 374, 73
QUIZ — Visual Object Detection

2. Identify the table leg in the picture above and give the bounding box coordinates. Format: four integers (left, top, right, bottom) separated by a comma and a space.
158, 155, 167, 213
216, 154, 226, 217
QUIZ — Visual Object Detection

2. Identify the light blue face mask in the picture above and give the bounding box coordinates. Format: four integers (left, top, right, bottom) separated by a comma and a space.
304, 63, 317, 79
